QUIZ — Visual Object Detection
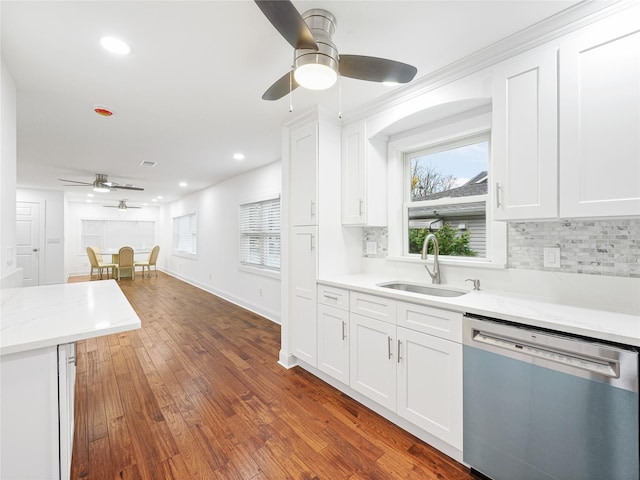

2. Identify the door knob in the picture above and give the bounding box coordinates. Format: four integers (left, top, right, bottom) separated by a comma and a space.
32, 248, 39, 252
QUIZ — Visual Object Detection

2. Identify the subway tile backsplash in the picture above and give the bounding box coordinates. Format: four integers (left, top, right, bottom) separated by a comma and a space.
363, 217, 640, 278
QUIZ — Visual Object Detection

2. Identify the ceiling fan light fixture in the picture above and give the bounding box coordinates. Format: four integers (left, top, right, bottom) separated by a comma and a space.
118, 201, 127, 211
294, 61, 337, 90
93, 184, 110, 193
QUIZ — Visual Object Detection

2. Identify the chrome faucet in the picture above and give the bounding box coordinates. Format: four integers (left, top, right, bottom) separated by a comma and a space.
421, 233, 440, 284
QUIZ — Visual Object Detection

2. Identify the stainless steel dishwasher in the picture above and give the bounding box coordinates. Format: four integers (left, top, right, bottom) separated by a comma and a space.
463, 314, 639, 480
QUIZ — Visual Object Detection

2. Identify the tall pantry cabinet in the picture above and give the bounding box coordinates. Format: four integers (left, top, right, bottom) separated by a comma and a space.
280, 107, 358, 368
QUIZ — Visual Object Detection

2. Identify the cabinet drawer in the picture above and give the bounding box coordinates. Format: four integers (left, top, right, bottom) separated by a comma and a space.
397, 302, 462, 342
350, 292, 396, 324
317, 285, 350, 310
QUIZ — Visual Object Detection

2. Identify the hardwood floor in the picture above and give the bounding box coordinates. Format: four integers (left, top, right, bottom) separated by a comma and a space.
69, 272, 475, 479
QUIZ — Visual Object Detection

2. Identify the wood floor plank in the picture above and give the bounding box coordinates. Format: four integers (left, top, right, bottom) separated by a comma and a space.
70, 273, 475, 479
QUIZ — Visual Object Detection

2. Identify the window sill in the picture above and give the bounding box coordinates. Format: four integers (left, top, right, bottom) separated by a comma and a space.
172, 251, 198, 260
239, 264, 281, 280
385, 255, 506, 270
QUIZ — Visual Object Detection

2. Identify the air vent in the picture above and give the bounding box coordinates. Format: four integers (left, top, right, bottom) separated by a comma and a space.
139, 160, 157, 167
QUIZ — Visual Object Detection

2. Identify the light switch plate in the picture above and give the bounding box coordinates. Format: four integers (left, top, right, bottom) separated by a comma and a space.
543, 247, 561, 268
366, 241, 378, 255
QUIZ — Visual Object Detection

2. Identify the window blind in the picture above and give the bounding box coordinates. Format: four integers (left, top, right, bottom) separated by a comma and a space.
81, 219, 156, 253
173, 213, 197, 255
239, 197, 280, 270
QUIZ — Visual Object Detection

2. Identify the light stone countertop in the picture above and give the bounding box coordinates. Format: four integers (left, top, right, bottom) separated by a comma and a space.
1, 280, 141, 356
318, 274, 640, 347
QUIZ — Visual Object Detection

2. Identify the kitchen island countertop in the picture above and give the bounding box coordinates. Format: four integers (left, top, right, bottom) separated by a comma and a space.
1, 280, 141, 355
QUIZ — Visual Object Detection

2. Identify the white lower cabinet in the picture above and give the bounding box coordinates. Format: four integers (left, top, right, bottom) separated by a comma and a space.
345, 290, 464, 451
317, 304, 350, 384
350, 312, 397, 410
396, 327, 462, 450
1, 342, 76, 480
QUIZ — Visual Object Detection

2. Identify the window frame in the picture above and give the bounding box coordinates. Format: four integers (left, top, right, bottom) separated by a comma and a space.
172, 211, 198, 258
80, 219, 156, 254
403, 132, 490, 259
386, 109, 506, 268
238, 194, 281, 279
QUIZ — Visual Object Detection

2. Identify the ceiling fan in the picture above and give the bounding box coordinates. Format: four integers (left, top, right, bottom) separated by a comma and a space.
59, 173, 144, 192
255, 0, 418, 101
104, 200, 141, 211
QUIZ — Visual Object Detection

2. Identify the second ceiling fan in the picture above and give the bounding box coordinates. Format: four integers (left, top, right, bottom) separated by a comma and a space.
255, 0, 418, 100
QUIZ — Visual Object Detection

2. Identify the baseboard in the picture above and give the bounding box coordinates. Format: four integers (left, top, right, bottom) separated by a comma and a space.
278, 350, 298, 369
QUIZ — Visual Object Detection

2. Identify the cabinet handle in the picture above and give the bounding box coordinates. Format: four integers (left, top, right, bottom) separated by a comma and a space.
323, 294, 339, 301
310, 200, 316, 218
388, 336, 393, 359
397, 339, 402, 363
495, 182, 502, 208
310, 235, 315, 251
342, 321, 347, 340
359, 198, 364, 216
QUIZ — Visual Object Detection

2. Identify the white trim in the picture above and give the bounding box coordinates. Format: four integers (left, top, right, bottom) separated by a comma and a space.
342, 1, 630, 124
238, 264, 280, 280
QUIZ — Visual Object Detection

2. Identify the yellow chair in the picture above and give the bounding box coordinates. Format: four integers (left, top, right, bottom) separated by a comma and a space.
135, 245, 160, 278
115, 246, 135, 281
86, 246, 115, 279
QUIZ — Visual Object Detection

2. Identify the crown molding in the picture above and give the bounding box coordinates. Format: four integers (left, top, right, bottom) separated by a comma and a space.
342, 0, 633, 124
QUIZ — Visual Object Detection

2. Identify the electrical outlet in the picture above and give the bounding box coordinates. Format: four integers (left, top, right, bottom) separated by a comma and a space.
366, 241, 378, 255
543, 247, 561, 268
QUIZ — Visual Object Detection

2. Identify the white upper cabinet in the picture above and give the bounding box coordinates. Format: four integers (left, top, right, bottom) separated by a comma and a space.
290, 121, 318, 226
492, 46, 558, 220
559, 6, 640, 218
341, 121, 387, 226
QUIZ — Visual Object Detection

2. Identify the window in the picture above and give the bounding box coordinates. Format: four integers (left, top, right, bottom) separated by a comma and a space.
173, 212, 197, 256
405, 134, 489, 258
239, 197, 280, 272
81, 219, 156, 252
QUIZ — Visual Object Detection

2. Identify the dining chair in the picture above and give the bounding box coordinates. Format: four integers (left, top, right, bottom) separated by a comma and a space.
86, 246, 116, 279
115, 246, 135, 281
135, 245, 160, 278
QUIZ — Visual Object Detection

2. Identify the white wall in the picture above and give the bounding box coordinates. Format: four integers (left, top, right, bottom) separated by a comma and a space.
66, 200, 161, 276
1, 61, 18, 285
159, 160, 281, 323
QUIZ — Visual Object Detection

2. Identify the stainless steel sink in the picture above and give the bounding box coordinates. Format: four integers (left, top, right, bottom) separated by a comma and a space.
377, 282, 467, 297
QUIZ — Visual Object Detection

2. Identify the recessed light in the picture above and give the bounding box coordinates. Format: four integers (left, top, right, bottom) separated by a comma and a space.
179, 182, 187, 187
100, 36, 132, 55
87, 199, 92, 203
157, 196, 163, 200
233, 153, 245, 161
87, 193, 94, 197
152, 199, 157, 202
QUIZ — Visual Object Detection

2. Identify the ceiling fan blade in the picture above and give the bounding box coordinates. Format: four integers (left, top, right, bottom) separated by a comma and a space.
58, 178, 92, 185
112, 185, 144, 191
104, 205, 142, 208
63, 184, 94, 187
339, 55, 417, 84
254, 0, 317, 50
262, 71, 299, 101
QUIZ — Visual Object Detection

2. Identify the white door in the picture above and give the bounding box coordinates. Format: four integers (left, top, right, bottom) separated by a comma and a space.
16, 202, 40, 286
349, 313, 396, 410
317, 304, 349, 384
396, 326, 463, 449
290, 226, 318, 366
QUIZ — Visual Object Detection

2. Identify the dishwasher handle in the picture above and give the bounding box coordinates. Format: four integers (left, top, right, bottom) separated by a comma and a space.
463, 316, 639, 393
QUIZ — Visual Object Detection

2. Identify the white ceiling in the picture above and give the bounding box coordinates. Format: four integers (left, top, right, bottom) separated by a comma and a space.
2, 0, 580, 207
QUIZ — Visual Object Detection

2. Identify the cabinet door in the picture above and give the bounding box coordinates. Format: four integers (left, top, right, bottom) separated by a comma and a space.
317, 304, 349, 384
342, 121, 367, 225
290, 226, 318, 366
290, 121, 318, 226
492, 46, 558, 220
559, 6, 640, 217
349, 313, 396, 410
58, 343, 76, 480
396, 327, 462, 450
